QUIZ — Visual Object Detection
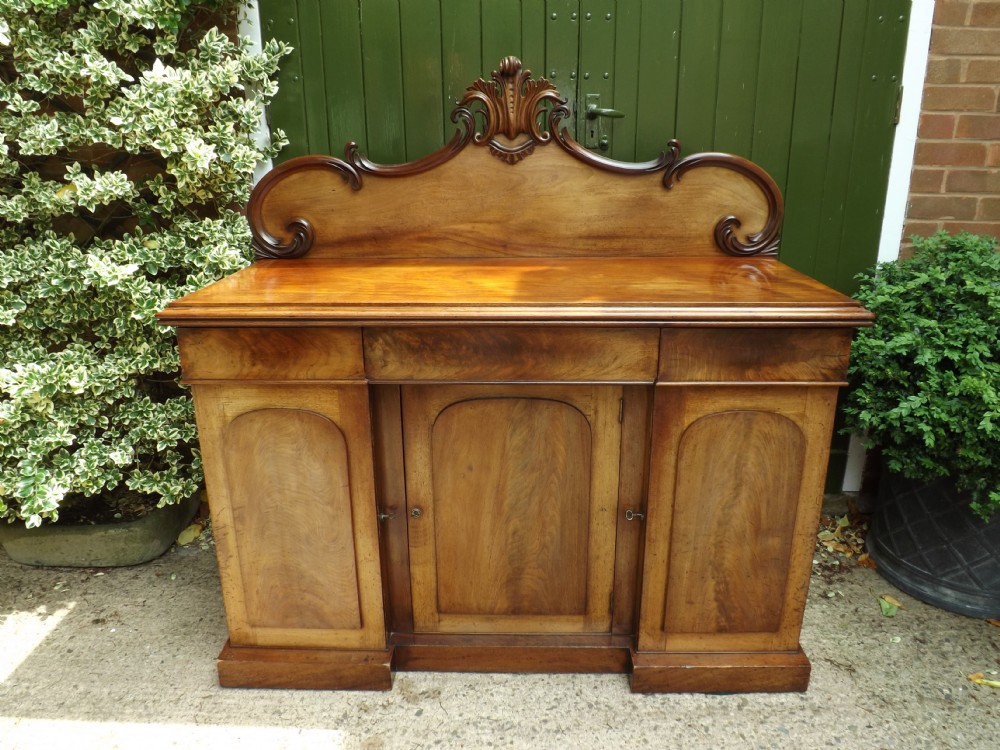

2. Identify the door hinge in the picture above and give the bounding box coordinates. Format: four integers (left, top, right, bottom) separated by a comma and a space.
609, 591, 615, 615
618, 397, 624, 423
893, 84, 904, 126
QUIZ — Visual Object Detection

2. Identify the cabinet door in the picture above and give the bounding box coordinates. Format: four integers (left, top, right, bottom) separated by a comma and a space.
192, 384, 386, 650
638, 385, 839, 653
402, 384, 622, 634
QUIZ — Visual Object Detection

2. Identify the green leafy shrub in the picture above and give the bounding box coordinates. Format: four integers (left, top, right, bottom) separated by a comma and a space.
844, 232, 1000, 520
0, 1, 288, 526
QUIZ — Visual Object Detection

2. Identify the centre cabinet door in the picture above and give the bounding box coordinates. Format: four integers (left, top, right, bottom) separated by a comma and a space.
401, 384, 622, 635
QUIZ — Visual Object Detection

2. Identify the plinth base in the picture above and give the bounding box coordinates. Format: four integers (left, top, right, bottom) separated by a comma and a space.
216, 639, 812, 693
218, 642, 393, 691
629, 648, 811, 693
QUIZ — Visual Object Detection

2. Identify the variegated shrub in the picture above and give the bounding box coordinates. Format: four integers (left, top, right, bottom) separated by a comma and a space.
0, 0, 287, 526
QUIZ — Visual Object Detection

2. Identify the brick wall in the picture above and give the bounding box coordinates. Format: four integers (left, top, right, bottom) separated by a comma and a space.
904, 0, 1000, 247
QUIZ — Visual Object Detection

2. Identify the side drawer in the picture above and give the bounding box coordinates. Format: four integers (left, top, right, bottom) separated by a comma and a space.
177, 327, 365, 382
658, 328, 853, 384
364, 327, 659, 382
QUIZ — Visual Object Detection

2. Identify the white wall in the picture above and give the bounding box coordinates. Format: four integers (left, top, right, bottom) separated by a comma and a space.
877, 0, 935, 263
239, 2, 274, 182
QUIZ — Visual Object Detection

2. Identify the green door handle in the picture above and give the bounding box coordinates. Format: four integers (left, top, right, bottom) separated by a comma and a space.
585, 103, 625, 119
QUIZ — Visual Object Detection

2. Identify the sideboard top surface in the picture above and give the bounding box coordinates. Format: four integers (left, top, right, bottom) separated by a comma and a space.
159, 256, 872, 327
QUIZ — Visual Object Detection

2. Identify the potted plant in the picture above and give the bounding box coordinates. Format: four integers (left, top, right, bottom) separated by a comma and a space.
0, 1, 287, 565
844, 231, 999, 617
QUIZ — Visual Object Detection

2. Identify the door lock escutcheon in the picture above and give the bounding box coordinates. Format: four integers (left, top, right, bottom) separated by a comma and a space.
582, 94, 625, 152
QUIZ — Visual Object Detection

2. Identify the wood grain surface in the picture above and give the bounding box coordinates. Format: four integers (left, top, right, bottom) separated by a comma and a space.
402, 384, 620, 634
178, 327, 364, 382
638, 385, 839, 654
663, 411, 804, 635
629, 648, 811, 693
217, 642, 393, 690
364, 326, 659, 382
248, 146, 772, 260
159, 257, 872, 327
192, 384, 386, 651
224, 408, 362, 632
659, 328, 853, 383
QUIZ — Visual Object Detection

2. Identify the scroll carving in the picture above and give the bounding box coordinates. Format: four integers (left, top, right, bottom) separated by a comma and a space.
246, 56, 785, 260
249, 156, 360, 260
664, 154, 784, 257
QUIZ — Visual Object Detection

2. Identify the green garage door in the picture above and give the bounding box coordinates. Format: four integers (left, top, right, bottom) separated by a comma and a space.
260, 0, 909, 295
258, 0, 910, 486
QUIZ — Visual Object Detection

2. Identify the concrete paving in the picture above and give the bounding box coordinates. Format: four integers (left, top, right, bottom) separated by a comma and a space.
1, 522, 998, 750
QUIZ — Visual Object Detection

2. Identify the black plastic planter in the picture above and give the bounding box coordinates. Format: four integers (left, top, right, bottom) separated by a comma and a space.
867, 473, 1000, 619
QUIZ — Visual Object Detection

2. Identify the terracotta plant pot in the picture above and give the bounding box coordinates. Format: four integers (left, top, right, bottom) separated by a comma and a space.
0, 492, 201, 568
867, 473, 1000, 618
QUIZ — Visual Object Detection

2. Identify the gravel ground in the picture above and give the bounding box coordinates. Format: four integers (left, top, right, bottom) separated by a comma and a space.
1, 520, 998, 750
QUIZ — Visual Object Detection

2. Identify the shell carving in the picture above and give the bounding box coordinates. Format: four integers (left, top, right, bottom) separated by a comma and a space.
459, 56, 564, 164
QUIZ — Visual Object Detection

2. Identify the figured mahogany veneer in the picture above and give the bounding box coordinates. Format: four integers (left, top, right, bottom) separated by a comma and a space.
159, 57, 871, 694
364, 327, 660, 383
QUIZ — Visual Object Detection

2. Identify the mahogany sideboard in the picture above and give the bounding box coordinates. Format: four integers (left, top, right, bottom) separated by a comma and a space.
159, 58, 872, 693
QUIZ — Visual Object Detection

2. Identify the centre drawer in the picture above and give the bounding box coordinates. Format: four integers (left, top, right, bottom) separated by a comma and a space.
363, 327, 659, 382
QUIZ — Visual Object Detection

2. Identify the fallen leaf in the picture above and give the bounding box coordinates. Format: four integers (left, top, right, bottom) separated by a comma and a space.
986, 618, 1000, 628
176, 522, 203, 546
816, 512, 871, 563
882, 594, 904, 609
879, 595, 900, 617
967, 672, 1000, 689
857, 553, 877, 569
823, 540, 855, 557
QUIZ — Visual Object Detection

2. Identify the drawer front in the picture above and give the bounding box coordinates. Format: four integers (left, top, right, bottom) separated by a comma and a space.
365, 327, 659, 382
658, 329, 853, 383
178, 327, 365, 382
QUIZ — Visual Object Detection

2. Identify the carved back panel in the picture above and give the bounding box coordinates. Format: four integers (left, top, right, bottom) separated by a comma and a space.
249, 57, 783, 262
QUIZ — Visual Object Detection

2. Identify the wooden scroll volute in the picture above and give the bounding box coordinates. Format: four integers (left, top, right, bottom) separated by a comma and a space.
248, 57, 784, 261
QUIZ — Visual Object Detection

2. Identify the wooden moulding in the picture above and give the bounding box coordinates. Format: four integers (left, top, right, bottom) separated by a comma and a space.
217, 642, 394, 691
629, 649, 811, 694
247, 56, 784, 262
392, 636, 632, 675
216, 640, 811, 692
